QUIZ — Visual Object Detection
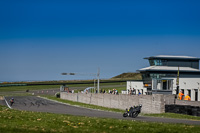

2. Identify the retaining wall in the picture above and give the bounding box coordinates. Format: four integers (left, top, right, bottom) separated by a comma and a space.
61, 92, 200, 115
61, 92, 165, 114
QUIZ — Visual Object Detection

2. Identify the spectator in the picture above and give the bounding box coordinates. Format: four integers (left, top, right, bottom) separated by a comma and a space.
115, 89, 118, 95
131, 89, 134, 95
129, 89, 132, 95
184, 93, 191, 101
178, 90, 184, 100
112, 89, 115, 94
133, 88, 136, 95
138, 91, 141, 96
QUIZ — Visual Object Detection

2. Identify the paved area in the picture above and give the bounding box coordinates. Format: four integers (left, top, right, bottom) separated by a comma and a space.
1, 96, 200, 125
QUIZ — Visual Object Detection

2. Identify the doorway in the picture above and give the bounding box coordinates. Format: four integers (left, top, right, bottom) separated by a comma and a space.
195, 89, 198, 101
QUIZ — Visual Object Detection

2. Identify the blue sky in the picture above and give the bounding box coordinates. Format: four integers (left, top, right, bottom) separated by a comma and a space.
0, 0, 200, 81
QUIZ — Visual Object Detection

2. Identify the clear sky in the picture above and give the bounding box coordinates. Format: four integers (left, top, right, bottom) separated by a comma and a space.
0, 0, 200, 82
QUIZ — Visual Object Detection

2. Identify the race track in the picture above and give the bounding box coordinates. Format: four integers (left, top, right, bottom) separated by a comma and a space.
2, 96, 200, 125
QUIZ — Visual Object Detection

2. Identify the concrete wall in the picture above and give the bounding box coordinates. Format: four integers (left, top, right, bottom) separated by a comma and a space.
61, 92, 165, 114
61, 92, 200, 116
175, 99, 200, 107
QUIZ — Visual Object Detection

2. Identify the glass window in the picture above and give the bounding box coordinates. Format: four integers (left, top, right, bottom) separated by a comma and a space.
149, 59, 154, 66
150, 73, 166, 79
149, 59, 163, 66
154, 59, 162, 66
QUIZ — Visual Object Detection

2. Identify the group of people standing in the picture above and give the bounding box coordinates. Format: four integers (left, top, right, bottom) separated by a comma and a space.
108, 89, 119, 95
178, 90, 191, 101
128, 88, 142, 96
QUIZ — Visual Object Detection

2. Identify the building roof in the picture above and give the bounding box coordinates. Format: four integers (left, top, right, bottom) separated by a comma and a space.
144, 55, 200, 60
138, 66, 200, 72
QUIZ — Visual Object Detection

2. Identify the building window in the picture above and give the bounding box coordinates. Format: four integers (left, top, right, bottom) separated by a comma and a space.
152, 79, 173, 90
149, 60, 154, 66
150, 74, 166, 79
149, 59, 162, 66
154, 59, 162, 66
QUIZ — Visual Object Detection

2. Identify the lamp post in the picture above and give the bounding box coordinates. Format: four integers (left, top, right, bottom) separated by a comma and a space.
176, 66, 180, 98
61, 68, 100, 93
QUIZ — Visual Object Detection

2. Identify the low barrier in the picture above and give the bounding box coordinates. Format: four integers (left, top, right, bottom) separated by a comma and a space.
61, 92, 165, 114
61, 92, 200, 115
165, 105, 200, 116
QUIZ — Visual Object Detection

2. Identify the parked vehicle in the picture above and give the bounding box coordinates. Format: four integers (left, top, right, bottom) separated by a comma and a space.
123, 104, 142, 118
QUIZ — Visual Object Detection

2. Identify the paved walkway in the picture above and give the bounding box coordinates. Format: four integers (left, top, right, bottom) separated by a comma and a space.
1, 96, 200, 125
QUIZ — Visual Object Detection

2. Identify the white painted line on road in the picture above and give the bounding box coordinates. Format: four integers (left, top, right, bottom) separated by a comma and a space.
3, 96, 12, 109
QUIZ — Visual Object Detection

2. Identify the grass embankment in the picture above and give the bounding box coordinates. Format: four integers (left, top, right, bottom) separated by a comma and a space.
111, 72, 142, 80
0, 105, 200, 133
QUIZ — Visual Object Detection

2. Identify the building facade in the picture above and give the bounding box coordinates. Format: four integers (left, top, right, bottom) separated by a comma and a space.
127, 55, 200, 101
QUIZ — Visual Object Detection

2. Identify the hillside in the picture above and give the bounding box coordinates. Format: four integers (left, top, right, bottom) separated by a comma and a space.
111, 72, 142, 80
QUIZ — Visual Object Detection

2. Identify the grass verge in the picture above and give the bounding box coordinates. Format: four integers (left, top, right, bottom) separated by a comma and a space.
0, 105, 200, 133
143, 113, 200, 121
43, 95, 124, 113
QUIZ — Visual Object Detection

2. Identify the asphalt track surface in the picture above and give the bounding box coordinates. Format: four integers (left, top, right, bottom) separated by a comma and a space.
2, 96, 200, 125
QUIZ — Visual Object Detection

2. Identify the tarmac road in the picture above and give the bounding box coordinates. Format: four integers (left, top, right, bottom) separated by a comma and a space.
2, 96, 200, 125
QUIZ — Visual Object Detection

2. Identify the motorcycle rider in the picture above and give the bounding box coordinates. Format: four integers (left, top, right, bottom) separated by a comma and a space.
10, 98, 14, 106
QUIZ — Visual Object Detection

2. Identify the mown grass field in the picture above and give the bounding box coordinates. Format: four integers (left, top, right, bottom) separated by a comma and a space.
0, 85, 60, 92
1, 105, 200, 133
0, 82, 126, 94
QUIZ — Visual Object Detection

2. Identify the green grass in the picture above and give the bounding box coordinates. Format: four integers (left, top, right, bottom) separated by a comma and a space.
0, 105, 200, 133
43, 96, 124, 113
0, 82, 126, 94
143, 113, 200, 121
0, 85, 60, 92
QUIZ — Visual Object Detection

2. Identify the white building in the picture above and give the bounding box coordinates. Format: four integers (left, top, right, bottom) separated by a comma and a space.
127, 55, 200, 101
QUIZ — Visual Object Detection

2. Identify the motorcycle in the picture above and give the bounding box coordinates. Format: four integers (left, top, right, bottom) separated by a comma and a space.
123, 104, 142, 118
10, 98, 14, 106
